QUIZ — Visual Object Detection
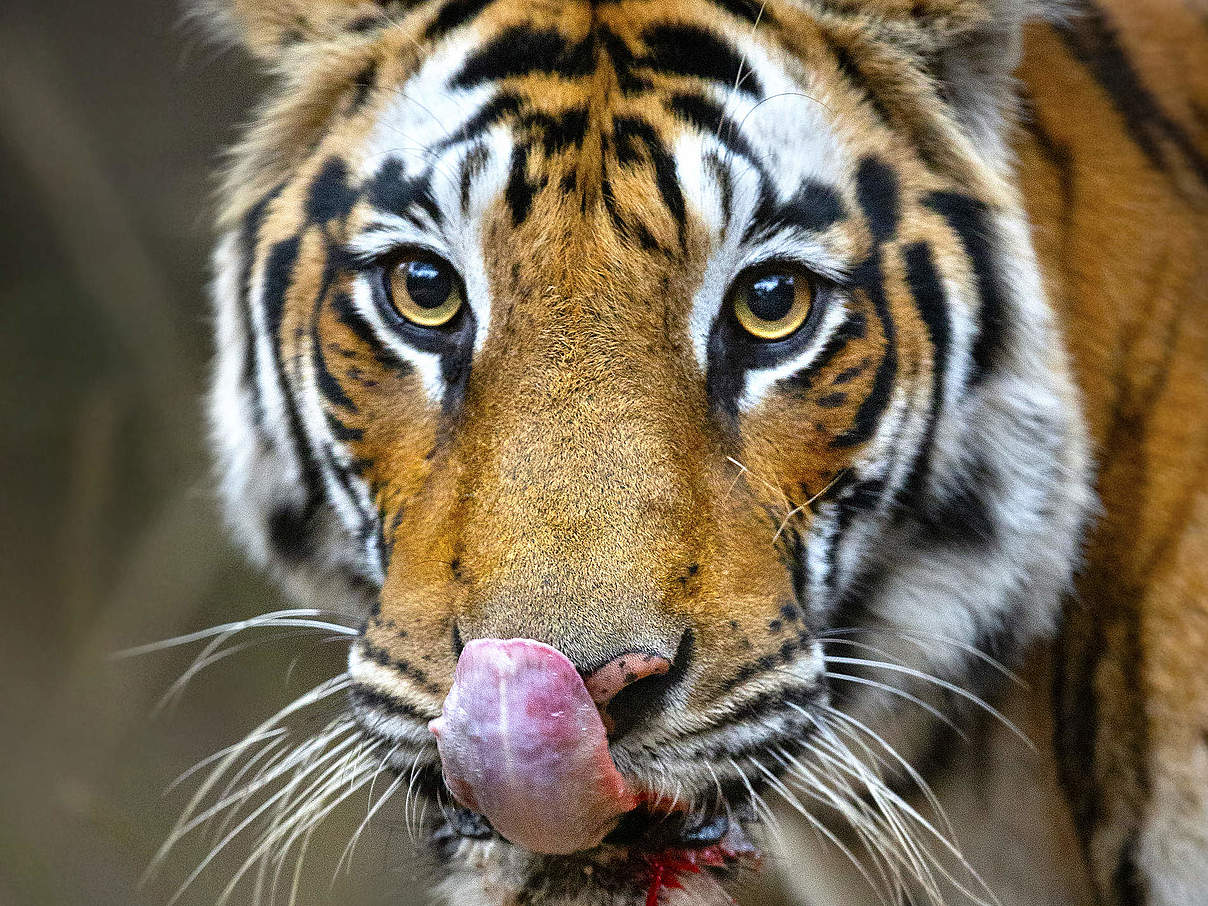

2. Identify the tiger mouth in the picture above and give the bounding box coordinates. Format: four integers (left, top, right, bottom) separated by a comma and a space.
433, 800, 756, 854
431, 798, 763, 902
372, 723, 767, 876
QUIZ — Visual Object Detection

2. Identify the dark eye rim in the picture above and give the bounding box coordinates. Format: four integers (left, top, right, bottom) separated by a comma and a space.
704, 260, 834, 410
379, 250, 466, 329
723, 261, 824, 351
368, 248, 475, 357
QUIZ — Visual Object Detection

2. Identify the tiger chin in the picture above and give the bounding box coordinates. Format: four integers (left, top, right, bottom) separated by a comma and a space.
188, 0, 1208, 904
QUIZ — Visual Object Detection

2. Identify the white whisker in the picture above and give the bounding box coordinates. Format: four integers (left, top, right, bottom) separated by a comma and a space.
823, 670, 965, 737
824, 656, 1032, 748
744, 755, 894, 906
145, 675, 352, 887
164, 728, 289, 797
822, 626, 1023, 688
115, 609, 359, 659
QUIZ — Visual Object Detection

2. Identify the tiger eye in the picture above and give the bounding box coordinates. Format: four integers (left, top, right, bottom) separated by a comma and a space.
388, 257, 463, 327
732, 269, 813, 341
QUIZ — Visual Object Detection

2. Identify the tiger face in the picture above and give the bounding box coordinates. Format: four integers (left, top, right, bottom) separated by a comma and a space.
206, 0, 1094, 902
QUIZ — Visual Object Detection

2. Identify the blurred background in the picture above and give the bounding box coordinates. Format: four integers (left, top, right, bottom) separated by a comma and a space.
0, 3, 430, 904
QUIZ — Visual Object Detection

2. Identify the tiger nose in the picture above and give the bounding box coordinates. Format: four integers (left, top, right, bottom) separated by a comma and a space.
583, 651, 673, 734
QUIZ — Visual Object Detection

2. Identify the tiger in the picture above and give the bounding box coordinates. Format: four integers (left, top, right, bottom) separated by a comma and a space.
178, 0, 1208, 903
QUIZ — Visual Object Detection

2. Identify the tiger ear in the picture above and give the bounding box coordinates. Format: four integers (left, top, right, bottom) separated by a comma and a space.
827, 0, 1055, 150
200, 0, 390, 59
924, 0, 1050, 146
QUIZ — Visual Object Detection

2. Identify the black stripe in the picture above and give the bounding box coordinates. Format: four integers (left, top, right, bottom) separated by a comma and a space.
639, 25, 762, 98
1112, 833, 1148, 906
1020, 104, 1077, 308
835, 476, 888, 539
824, 35, 895, 128
704, 152, 736, 239
306, 254, 379, 554
236, 184, 284, 428
260, 232, 328, 535
612, 116, 686, 246
358, 641, 442, 695
313, 327, 358, 413
596, 26, 653, 94
331, 291, 378, 348
901, 241, 950, 500
819, 473, 890, 631
914, 450, 998, 546
450, 27, 594, 88
458, 142, 490, 215
435, 92, 523, 152
366, 157, 443, 226
855, 156, 900, 243
1060, 0, 1208, 185
262, 237, 302, 369
319, 437, 371, 542
262, 237, 302, 340
821, 36, 949, 176
505, 143, 537, 224
266, 495, 324, 562
306, 157, 359, 225
705, 0, 774, 27
331, 289, 407, 370
778, 521, 810, 612
665, 92, 760, 165
326, 410, 364, 442
744, 180, 846, 242
833, 253, 897, 447
349, 682, 435, 721
1054, 597, 1106, 838
714, 682, 823, 733
346, 14, 386, 34
923, 191, 1006, 385
600, 176, 631, 239
424, 0, 497, 42
348, 61, 378, 114
523, 105, 591, 154
779, 310, 868, 395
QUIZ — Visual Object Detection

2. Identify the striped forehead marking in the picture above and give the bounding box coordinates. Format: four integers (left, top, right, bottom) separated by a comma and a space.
352, 10, 853, 251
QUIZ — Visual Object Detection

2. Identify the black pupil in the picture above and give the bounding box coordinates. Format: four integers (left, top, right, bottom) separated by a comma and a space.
404, 260, 452, 309
746, 273, 796, 322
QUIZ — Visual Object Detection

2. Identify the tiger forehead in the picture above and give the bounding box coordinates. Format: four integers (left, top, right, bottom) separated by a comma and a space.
335, 0, 865, 275
398, 0, 783, 239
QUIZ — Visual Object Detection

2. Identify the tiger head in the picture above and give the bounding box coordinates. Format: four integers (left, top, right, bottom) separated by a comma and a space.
205, 0, 1093, 903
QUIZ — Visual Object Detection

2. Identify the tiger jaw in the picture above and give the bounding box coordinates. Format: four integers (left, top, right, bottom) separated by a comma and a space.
430, 810, 761, 906
347, 713, 768, 906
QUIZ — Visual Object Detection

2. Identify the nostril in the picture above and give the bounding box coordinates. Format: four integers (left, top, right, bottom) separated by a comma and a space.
583, 652, 673, 708
583, 631, 693, 739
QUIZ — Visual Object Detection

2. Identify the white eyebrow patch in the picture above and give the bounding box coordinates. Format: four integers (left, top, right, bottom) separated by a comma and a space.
674, 33, 854, 408
358, 32, 492, 181
352, 34, 517, 363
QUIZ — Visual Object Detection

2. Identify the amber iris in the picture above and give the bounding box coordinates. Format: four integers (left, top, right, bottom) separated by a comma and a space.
388, 257, 463, 327
731, 269, 813, 341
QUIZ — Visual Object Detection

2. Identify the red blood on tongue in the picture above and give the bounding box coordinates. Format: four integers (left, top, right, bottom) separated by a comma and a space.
428, 638, 637, 854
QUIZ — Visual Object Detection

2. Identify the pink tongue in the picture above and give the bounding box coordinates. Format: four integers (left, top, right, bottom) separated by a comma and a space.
429, 638, 637, 855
